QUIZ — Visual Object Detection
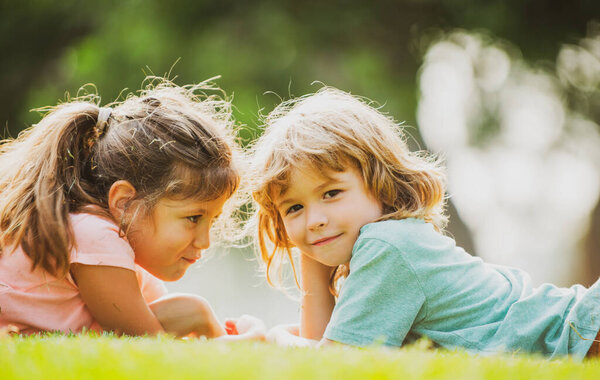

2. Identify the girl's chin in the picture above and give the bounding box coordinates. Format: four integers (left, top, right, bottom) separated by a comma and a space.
155, 267, 188, 282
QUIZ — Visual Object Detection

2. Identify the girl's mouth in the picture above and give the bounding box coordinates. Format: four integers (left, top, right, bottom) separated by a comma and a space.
182, 257, 198, 264
311, 234, 343, 246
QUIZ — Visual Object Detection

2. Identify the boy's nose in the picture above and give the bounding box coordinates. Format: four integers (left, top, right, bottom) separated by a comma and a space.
306, 207, 328, 231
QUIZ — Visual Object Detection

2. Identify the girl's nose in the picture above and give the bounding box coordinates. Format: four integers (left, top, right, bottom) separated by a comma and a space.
193, 227, 210, 250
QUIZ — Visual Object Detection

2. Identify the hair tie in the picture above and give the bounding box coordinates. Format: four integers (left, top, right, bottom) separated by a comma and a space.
96, 107, 112, 135
88, 107, 113, 150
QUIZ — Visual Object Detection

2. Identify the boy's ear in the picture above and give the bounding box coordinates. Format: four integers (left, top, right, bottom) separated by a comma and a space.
108, 180, 137, 219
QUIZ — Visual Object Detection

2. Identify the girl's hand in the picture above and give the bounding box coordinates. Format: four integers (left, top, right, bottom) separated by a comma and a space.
149, 293, 226, 338
217, 314, 266, 342
267, 323, 317, 347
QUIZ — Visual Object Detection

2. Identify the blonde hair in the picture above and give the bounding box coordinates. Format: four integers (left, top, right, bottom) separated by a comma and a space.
0, 77, 243, 278
251, 87, 447, 294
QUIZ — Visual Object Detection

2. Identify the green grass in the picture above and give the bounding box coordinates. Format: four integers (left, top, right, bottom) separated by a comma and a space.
1, 335, 600, 379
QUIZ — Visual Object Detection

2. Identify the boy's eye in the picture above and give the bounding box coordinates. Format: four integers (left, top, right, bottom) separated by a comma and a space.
286, 204, 303, 215
324, 189, 341, 199
186, 215, 202, 223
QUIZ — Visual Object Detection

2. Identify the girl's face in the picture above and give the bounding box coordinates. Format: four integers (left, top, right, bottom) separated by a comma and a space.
275, 166, 383, 267
127, 194, 228, 281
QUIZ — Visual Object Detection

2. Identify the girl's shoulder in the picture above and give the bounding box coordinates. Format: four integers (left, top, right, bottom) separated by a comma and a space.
70, 210, 119, 234
70, 211, 115, 223
69, 211, 135, 266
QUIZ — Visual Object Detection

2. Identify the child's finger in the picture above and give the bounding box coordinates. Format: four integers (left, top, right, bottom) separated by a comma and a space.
283, 324, 300, 336
236, 326, 266, 342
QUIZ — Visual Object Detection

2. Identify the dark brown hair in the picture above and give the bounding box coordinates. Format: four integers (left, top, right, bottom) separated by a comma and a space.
0, 78, 241, 278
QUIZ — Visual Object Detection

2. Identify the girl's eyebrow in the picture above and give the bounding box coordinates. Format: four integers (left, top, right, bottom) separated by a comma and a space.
188, 208, 207, 214
171, 204, 208, 214
187, 209, 223, 219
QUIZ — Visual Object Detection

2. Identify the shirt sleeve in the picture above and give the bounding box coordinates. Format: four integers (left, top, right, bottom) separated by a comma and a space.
69, 213, 136, 271
135, 265, 168, 303
324, 237, 426, 347
68, 213, 167, 305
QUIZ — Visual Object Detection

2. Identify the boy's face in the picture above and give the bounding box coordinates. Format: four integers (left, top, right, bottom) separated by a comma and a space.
127, 194, 228, 281
275, 166, 383, 267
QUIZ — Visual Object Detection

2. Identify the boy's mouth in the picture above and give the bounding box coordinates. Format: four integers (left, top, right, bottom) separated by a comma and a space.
311, 233, 343, 246
182, 257, 198, 264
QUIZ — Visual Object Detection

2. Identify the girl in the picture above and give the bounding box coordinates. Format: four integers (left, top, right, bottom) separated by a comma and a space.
0, 78, 263, 339
250, 87, 600, 359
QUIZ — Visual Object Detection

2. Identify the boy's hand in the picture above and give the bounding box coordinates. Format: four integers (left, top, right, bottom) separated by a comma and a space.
217, 314, 266, 341
267, 323, 316, 347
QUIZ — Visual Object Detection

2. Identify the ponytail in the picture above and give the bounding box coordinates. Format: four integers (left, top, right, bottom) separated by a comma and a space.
1, 79, 242, 278
0, 103, 108, 277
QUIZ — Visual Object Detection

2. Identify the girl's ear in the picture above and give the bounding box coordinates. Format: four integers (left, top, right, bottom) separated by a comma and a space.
108, 180, 137, 220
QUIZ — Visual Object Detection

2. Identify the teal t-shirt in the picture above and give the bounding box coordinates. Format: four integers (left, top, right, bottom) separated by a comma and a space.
323, 218, 600, 359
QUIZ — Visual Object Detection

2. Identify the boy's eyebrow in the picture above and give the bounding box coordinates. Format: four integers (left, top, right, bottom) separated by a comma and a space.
275, 198, 291, 210
275, 178, 339, 209
275, 198, 293, 210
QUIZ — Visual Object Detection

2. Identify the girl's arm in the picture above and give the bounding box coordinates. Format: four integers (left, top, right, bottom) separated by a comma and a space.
299, 254, 335, 340
72, 264, 224, 337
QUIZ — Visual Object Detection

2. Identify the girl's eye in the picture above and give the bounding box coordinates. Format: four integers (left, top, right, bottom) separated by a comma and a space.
286, 204, 303, 215
324, 189, 341, 199
186, 215, 202, 223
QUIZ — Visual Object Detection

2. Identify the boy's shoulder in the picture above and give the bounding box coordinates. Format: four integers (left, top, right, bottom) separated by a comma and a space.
356, 218, 452, 258
353, 218, 467, 274
350, 218, 443, 274
359, 218, 434, 243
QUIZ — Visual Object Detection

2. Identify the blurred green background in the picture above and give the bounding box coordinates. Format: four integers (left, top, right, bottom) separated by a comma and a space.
3, 0, 596, 139
2, 0, 600, 323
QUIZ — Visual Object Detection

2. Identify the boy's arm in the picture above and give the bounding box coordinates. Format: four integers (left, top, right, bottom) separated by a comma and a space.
300, 254, 335, 340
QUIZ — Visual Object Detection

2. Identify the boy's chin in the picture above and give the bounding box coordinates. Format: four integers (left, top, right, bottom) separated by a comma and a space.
315, 257, 347, 267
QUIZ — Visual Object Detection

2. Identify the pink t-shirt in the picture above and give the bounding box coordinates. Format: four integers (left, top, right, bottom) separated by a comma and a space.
0, 213, 167, 334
